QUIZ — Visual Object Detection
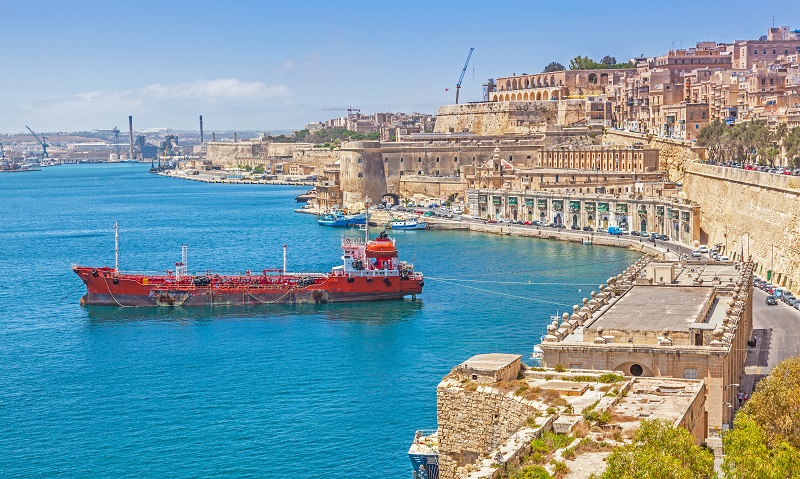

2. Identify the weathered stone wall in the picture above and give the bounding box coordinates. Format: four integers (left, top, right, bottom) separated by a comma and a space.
292, 147, 340, 164
399, 176, 465, 202
206, 141, 268, 166
434, 102, 586, 136
437, 381, 539, 479
682, 163, 800, 290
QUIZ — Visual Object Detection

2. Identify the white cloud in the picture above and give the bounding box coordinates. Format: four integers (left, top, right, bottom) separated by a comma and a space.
278, 60, 297, 71
139, 79, 291, 102
2, 79, 293, 132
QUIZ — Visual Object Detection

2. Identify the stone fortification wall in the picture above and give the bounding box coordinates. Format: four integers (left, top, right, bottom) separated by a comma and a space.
399, 176, 464, 202
206, 141, 267, 166
437, 381, 539, 479
292, 147, 340, 165
339, 141, 387, 205
206, 141, 318, 166
434, 102, 585, 136
683, 163, 800, 290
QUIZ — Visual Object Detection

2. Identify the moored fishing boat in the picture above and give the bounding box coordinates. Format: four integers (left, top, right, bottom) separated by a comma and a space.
408, 430, 439, 479
73, 224, 424, 307
389, 218, 427, 230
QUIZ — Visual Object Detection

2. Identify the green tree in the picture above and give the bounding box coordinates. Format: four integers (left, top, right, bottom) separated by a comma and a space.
600, 419, 716, 479
569, 56, 602, 70
543, 62, 566, 73
601, 55, 616, 67
739, 356, 800, 448
722, 414, 800, 479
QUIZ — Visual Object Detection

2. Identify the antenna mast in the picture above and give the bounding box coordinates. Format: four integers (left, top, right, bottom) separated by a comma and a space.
114, 222, 119, 272
283, 245, 287, 275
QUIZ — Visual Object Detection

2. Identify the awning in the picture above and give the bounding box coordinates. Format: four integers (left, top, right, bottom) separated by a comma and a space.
538, 199, 547, 208
493, 196, 502, 205
598, 202, 609, 212
615, 203, 628, 213
525, 198, 534, 207
508, 197, 518, 205
569, 201, 581, 211
584, 202, 596, 212
552, 200, 563, 211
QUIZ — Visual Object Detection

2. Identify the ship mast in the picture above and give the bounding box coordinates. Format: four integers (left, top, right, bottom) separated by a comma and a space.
283, 244, 287, 275
364, 196, 371, 242
114, 222, 119, 273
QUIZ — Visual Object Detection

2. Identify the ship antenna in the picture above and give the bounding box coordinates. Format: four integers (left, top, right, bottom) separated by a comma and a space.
114, 222, 119, 273
283, 244, 287, 276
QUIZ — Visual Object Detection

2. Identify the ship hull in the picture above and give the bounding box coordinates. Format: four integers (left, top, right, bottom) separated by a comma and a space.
74, 267, 423, 307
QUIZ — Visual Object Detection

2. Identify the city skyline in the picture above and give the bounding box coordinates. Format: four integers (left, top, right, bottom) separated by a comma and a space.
2, 0, 798, 133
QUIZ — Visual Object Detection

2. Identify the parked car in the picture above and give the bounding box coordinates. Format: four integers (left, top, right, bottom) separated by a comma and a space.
487, 219, 497, 224
597, 228, 607, 233
692, 250, 701, 257
794, 301, 800, 311
698, 245, 709, 253
640, 231, 651, 237
583, 226, 594, 231
766, 295, 778, 305
659, 234, 669, 241
631, 230, 640, 236
523, 220, 532, 225
571, 225, 581, 230
784, 296, 796, 307
555, 223, 566, 229
718, 255, 730, 261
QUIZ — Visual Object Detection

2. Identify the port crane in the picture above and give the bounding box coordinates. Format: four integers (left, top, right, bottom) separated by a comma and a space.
322, 106, 361, 119
455, 47, 474, 105
25, 125, 49, 159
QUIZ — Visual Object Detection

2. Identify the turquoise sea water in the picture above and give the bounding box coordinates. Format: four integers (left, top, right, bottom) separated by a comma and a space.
0, 164, 639, 478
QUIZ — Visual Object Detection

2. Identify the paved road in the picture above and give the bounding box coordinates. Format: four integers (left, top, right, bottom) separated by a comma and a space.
740, 288, 800, 395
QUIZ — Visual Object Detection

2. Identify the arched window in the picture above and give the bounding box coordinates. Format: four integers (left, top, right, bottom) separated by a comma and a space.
588, 73, 598, 84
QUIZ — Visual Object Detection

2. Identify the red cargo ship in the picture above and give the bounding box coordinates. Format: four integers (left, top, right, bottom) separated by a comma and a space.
73, 225, 424, 307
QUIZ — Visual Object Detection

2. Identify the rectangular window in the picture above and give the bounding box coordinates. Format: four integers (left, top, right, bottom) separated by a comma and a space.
683, 368, 698, 379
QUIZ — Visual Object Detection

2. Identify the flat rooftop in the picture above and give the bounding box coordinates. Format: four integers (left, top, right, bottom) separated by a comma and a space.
587, 286, 713, 333
459, 353, 521, 373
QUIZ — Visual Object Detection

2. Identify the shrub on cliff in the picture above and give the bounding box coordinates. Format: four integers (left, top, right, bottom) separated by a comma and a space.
599, 419, 715, 479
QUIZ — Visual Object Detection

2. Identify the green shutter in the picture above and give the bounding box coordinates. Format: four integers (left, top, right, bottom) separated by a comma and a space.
598, 202, 609, 212
569, 201, 581, 211
493, 196, 502, 205
525, 198, 534, 207
615, 203, 628, 213
584, 202, 596, 212
508, 197, 518, 205
538, 199, 547, 208
552, 200, 563, 211
478, 195, 487, 203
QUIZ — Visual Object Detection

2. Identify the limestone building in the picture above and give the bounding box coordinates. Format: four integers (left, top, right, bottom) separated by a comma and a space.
539, 258, 755, 431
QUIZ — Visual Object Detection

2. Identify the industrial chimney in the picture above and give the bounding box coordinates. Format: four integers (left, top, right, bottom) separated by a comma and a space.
199, 115, 204, 144
212, 132, 216, 142
128, 116, 134, 160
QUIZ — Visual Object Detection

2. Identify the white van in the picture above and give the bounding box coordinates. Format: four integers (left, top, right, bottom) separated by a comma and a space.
698, 245, 709, 253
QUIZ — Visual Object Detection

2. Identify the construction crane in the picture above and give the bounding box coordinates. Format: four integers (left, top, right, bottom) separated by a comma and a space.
322, 106, 361, 118
455, 47, 475, 105
25, 125, 49, 159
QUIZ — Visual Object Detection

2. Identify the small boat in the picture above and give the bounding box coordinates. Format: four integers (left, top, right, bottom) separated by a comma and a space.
295, 188, 316, 203
582, 239, 593, 245
317, 210, 366, 227
390, 219, 428, 230
408, 430, 439, 479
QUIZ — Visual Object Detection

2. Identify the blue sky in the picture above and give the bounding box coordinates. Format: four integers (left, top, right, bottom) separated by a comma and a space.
1, 0, 797, 133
